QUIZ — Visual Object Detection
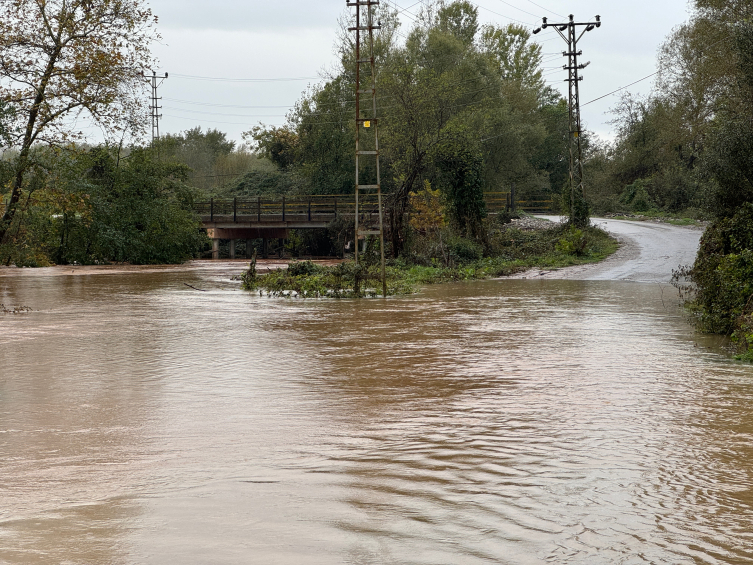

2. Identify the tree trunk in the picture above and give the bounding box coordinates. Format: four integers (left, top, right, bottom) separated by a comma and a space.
0, 31, 62, 246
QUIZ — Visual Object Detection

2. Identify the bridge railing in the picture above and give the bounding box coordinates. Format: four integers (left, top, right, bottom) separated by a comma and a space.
195, 192, 553, 223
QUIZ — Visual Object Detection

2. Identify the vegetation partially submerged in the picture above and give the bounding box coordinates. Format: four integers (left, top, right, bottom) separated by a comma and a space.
674, 204, 753, 362
241, 221, 617, 297
662, 1, 753, 362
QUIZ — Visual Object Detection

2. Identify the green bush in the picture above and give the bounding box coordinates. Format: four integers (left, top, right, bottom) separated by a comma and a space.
678, 202, 753, 360
555, 225, 588, 256
287, 260, 322, 277
447, 235, 483, 262
620, 179, 655, 213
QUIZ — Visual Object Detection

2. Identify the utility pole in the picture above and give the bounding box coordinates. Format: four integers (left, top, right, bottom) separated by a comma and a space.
348, 0, 387, 298
143, 70, 168, 143
534, 15, 600, 227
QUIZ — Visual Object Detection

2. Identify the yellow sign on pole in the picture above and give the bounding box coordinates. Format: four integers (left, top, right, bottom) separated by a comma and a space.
364, 120, 371, 128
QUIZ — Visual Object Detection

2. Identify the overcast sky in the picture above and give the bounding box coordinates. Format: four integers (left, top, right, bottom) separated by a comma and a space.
91, 0, 694, 146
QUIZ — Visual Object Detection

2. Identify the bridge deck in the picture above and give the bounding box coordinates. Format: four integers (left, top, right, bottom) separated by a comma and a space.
196, 192, 553, 229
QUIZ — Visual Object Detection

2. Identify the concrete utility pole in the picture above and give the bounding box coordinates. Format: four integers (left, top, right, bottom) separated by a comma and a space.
143, 70, 168, 143
534, 15, 600, 227
348, 0, 387, 297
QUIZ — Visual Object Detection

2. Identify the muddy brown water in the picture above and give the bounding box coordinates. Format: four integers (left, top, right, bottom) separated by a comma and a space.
1, 263, 752, 564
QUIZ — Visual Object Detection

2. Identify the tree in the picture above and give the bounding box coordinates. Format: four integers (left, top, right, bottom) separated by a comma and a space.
156, 127, 241, 193
84, 147, 203, 264
480, 24, 544, 92
249, 0, 558, 255
0, 0, 157, 246
433, 124, 486, 238
0, 101, 14, 148
435, 0, 478, 47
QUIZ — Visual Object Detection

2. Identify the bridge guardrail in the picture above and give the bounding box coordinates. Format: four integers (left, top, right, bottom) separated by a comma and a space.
195, 192, 553, 223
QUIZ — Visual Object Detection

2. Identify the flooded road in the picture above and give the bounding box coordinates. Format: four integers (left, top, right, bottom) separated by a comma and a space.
1, 222, 753, 564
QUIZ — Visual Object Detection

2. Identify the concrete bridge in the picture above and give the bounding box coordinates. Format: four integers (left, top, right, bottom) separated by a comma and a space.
195, 192, 552, 259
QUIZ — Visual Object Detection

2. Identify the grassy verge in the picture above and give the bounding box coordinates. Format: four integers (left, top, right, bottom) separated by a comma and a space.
604, 211, 706, 226
241, 224, 618, 298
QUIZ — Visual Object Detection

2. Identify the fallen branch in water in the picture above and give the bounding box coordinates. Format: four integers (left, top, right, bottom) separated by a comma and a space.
1, 304, 32, 314
183, 283, 207, 292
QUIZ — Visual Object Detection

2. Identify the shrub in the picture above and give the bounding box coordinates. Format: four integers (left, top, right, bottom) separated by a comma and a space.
678, 202, 753, 360
620, 179, 655, 213
287, 260, 322, 277
447, 235, 483, 262
556, 225, 588, 256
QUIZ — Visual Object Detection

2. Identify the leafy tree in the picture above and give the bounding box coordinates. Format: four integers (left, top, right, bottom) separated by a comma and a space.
0, 102, 14, 149
247, 125, 299, 170
250, 0, 563, 255
435, 0, 478, 47
433, 124, 486, 238
155, 127, 243, 194
0, 0, 157, 246
480, 24, 544, 92
409, 181, 446, 234
84, 147, 203, 264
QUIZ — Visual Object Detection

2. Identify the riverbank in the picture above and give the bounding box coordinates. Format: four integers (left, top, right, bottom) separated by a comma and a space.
0, 258, 340, 278
241, 222, 619, 297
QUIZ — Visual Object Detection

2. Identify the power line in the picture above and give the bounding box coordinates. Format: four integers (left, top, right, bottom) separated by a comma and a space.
170, 73, 320, 83
581, 72, 659, 107
163, 97, 294, 109
524, 0, 565, 19
164, 107, 288, 118
494, 0, 540, 19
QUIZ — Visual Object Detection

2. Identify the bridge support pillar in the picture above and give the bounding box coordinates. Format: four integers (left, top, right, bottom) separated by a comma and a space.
212, 239, 220, 260
262, 238, 268, 259
245, 239, 253, 259
229, 239, 236, 260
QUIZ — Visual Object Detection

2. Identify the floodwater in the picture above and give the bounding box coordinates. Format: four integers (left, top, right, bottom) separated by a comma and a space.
1, 266, 753, 564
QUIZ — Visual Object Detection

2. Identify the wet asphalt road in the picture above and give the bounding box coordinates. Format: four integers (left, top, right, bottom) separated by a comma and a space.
531, 216, 704, 283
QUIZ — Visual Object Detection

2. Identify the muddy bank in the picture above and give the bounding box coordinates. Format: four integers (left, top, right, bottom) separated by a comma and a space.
0, 258, 342, 279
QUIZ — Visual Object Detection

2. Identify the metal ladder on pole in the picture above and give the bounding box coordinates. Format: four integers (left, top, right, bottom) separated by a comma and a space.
348, 0, 386, 297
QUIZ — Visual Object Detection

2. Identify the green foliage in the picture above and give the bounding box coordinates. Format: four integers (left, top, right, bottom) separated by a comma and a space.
221, 161, 307, 198
682, 203, 753, 335
446, 234, 483, 262
555, 226, 588, 256
433, 125, 486, 238
154, 127, 257, 195
247, 260, 411, 298
0, 101, 15, 148
82, 147, 204, 264
700, 115, 753, 219
480, 23, 544, 91
0, 0, 157, 247
620, 179, 655, 213
248, 0, 568, 256
435, 0, 478, 46
286, 259, 322, 277
1, 145, 205, 266
240, 251, 258, 290
561, 181, 590, 228
245, 125, 298, 169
